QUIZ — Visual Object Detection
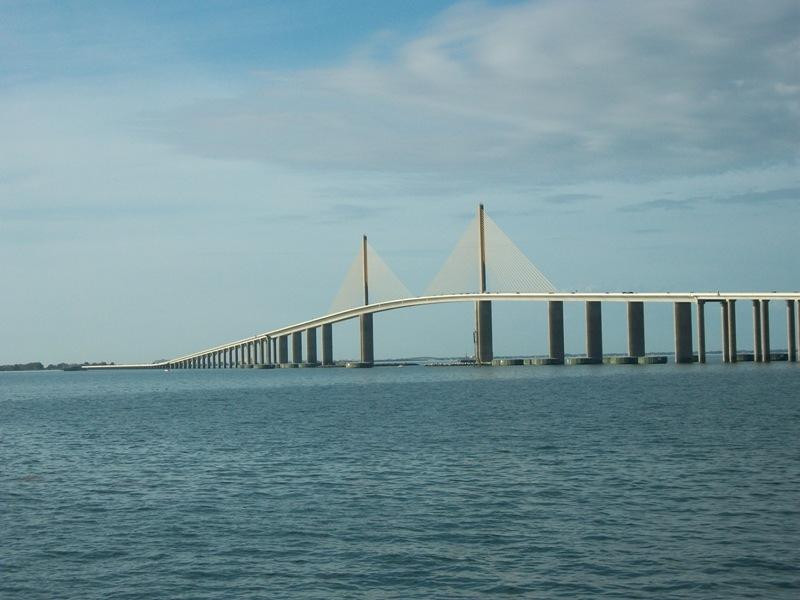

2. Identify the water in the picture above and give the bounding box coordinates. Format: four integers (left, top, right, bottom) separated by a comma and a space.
2, 365, 799, 598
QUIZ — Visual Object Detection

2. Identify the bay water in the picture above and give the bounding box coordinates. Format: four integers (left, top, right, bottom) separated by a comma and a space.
2, 364, 799, 598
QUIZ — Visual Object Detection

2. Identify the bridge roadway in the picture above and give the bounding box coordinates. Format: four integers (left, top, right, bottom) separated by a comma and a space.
87, 291, 800, 369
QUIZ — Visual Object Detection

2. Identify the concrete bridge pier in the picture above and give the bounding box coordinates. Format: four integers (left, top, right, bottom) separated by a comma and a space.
360, 314, 374, 365
788, 300, 797, 362
723, 300, 737, 363
729, 300, 738, 362
271, 338, 277, 365
292, 332, 302, 365
674, 302, 693, 363
476, 301, 493, 364
322, 323, 333, 366
278, 336, 288, 365
761, 300, 770, 362
306, 328, 318, 364
586, 301, 602, 363
721, 302, 730, 363
753, 300, 763, 362
627, 301, 645, 358
548, 301, 564, 363
697, 301, 706, 363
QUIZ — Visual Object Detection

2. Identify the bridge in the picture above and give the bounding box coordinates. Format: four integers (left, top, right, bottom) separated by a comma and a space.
90, 205, 800, 370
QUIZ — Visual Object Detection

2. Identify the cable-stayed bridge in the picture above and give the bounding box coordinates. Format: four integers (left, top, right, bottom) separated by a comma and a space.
91, 205, 800, 369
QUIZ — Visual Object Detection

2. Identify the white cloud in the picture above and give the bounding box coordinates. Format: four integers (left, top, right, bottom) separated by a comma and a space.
150, 0, 799, 183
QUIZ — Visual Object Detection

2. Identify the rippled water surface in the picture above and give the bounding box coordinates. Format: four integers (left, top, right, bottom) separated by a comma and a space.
2, 364, 799, 598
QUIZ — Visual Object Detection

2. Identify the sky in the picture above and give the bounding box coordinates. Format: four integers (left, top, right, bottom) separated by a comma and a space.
1, 0, 798, 364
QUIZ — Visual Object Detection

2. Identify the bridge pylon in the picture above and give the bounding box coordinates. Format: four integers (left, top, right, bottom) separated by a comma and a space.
360, 235, 374, 365
475, 204, 493, 364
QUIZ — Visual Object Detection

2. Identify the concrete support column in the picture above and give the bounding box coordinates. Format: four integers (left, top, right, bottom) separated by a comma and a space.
306, 327, 318, 364
697, 301, 706, 363
787, 300, 797, 362
761, 300, 770, 362
585, 301, 602, 362
271, 338, 277, 365
246, 342, 252, 365
292, 332, 302, 364
721, 302, 730, 363
360, 314, 374, 365
322, 324, 333, 366
278, 335, 288, 364
476, 301, 493, 364
674, 302, 693, 364
261, 339, 267, 365
753, 300, 763, 362
728, 300, 737, 363
547, 301, 564, 363
627, 301, 645, 358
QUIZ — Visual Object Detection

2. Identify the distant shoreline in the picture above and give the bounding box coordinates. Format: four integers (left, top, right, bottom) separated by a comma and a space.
0, 362, 114, 372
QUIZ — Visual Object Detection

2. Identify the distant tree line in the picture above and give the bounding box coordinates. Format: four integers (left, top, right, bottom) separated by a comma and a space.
0, 361, 114, 372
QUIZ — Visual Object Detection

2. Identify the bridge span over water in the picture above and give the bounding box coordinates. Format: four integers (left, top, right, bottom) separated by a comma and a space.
90, 206, 800, 370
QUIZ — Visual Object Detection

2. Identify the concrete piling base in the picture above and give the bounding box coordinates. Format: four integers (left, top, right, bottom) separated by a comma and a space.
525, 357, 563, 366
637, 356, 668, 364
603, 356, 637, 365
491, 358, 524, 366
566, 357, 602, 365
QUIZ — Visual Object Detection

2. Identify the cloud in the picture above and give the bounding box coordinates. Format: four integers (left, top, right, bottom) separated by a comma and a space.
543, 193, 600, 205
148, 0, 799, 184
713, 187, 800, 204
618, 198, 696, 212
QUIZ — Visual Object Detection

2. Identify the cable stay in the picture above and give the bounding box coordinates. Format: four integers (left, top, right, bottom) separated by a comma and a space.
426, 211, 556, 294
330, 238, 412, 313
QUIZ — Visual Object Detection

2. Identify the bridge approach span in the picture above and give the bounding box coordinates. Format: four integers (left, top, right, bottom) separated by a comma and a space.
156, 291, 800, 366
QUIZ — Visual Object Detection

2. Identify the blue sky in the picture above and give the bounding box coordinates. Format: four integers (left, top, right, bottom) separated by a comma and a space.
1, 0, 798, 364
